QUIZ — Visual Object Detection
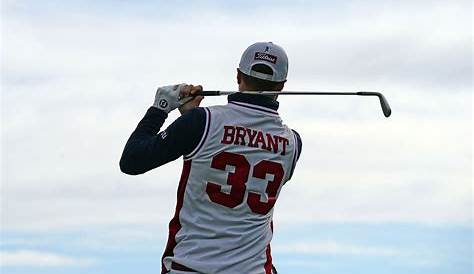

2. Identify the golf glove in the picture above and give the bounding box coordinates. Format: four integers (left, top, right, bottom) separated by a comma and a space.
153, 84, 186, 113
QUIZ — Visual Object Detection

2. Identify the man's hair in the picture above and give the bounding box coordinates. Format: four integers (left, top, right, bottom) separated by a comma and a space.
239, 64, 285, 91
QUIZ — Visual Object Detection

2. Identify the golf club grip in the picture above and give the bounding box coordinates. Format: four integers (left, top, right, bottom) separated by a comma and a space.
196, 91, 221, 96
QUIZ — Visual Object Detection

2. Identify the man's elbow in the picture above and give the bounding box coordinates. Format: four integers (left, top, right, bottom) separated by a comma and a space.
119, 156, 144, 175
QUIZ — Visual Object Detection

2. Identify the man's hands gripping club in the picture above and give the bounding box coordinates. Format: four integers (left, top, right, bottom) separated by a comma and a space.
153, 84, 204, 114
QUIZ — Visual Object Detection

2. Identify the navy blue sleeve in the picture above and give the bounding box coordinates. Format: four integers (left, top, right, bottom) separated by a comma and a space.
119, 106, 206, 175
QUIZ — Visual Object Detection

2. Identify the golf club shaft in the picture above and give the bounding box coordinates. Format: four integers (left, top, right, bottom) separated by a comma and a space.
195, 90, 392, 117
200, 91, 358, 96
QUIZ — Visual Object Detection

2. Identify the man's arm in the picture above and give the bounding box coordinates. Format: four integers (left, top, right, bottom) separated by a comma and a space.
119, 84, 205, 175
119, 107, 206, 175
288, 129, 303, 180
292, 129, 302, 161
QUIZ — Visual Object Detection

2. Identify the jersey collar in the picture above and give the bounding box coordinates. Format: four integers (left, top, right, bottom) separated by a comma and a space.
227, 92, 279, 111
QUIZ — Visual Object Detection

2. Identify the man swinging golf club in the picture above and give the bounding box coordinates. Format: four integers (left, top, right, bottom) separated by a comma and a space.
120, 42, 302, 274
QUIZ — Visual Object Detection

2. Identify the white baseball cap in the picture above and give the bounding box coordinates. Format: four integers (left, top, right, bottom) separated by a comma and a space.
238, 42, 288, 82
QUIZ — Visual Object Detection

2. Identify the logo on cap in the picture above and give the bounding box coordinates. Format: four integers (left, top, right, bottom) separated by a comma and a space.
254, 52, 277, 64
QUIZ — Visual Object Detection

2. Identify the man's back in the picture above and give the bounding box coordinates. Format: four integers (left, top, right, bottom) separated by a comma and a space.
162, 94, 301, 273
120, 42, 302, 274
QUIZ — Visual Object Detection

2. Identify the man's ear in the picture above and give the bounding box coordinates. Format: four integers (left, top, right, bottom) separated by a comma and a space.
236, 68, 242, 85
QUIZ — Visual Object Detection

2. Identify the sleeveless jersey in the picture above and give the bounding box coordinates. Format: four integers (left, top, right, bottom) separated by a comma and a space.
162, 101, 300, 274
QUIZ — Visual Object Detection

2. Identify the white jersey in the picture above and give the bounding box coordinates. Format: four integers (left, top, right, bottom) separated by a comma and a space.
162, 100, 300, 274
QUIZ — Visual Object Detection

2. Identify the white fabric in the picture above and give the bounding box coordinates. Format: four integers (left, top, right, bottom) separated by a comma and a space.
163, 102, 298, 274
153, 84, 186, 113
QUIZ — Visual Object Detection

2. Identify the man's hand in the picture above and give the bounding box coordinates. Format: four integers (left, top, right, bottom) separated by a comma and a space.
153, 84, 186, 113
153, 84, 204, 114
178, 85, 204, 115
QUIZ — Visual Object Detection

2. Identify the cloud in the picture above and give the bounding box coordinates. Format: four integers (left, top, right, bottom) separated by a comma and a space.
274, 240, 442, 268
0, 250, 95, 267
2, 1, 471, 92
275, 241, 402, 256
0, 2, 471, 274
1, 0, 471, 234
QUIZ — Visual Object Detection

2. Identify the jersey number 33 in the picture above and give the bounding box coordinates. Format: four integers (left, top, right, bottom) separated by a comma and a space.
206, 151, 284, 215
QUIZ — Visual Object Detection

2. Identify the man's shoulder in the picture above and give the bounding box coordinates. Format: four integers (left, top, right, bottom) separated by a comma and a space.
178, 107, 207, 122
279, 122, 302, 141
290, 128, 302, 159
170, 107, 208, 136
204, 103, 228, 111
291, 128, 302, 141
200, 104, 235, 120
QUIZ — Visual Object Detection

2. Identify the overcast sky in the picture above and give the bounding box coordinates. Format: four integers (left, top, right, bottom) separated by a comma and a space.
1, 1, 472, 274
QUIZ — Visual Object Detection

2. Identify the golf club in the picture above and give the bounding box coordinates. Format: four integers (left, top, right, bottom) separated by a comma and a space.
192, 90, 392, 117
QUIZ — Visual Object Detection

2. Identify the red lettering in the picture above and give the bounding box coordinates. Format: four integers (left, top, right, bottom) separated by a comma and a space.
221, 126, 235, 144
222, 126, 288, 155
246, 128, 258, 147
255, 131, 267, 150
279, 137, 289, 155
234, 127, 247, 146
266, 133, 279, 153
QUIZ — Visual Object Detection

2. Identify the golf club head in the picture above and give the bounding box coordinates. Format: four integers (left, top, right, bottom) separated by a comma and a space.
357, 91, 392, 117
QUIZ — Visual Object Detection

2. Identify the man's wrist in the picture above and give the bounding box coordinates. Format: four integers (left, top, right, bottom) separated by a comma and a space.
148, 106, 169, 120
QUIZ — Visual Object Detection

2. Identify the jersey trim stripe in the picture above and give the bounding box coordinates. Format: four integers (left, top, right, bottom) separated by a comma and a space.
229, 101, 279, 115
265, 244, 272, 274
264, 221, 274, 274
184, 108, 211, 159
161, 160, 192, 273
